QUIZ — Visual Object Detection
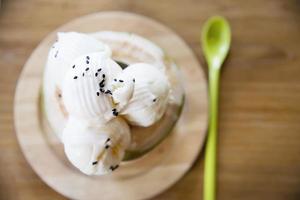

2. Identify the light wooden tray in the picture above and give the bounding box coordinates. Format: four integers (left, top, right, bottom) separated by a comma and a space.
14, 11, 208, 200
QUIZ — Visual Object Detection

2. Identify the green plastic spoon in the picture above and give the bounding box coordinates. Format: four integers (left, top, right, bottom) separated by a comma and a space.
201, 16, 231, 200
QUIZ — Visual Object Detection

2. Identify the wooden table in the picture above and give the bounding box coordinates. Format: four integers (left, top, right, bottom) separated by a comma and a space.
1, 0, 300, 199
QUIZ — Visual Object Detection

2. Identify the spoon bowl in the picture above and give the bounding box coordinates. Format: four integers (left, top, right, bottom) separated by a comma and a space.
202, 16, 231, 69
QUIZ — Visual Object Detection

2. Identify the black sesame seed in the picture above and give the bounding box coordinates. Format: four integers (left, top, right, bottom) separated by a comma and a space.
58, 94, 62, 98
97, 68, 102, 72
105, 90, 112, 95
133, 78, 135, 82
110, 165, 119, 171
92, 161, 98, 165
112, 111, 119, 116
73, 76, 78, 79
82, 73, 85, 77
72, 65, 75, 69
86, 56, 90, 60
114, 79, 117, 82
153, 98, 157, 102
105, 138, 110, 143
119, 80, 124, 83
85, 67, 89, 71
95, 73, 98, 77
54, 50, 58, 58
112, 108, 116, 112
100, 88, 105, 93
96, 92, 100, 96
99, 80, 105, 88
105, 145, 110, 149
102, 74, 105, 79
86, 60, 89, 64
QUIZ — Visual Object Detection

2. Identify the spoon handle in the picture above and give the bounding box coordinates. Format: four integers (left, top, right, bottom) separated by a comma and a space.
204, 67, 220, 200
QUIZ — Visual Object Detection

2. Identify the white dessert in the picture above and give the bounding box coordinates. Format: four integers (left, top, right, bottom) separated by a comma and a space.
111, 63, 170, 127
43, 31, 184, 175
63, 117, 130, 175
91, 31, 166, 71
44, 32, 111, 139
62, 52, 121, 122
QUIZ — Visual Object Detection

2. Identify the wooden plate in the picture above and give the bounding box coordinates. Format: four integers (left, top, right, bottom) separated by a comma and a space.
14, 11, 208, 200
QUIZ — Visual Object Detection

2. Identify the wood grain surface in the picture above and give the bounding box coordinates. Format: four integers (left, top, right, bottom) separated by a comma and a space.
1, 0, 300, 200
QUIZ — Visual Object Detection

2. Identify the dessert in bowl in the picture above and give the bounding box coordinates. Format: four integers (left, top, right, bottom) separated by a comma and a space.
43, 31, 184, 175
14, 12, 208, 199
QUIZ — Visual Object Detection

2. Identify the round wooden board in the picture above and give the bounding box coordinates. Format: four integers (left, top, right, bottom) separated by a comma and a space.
14, 12, 208, 200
